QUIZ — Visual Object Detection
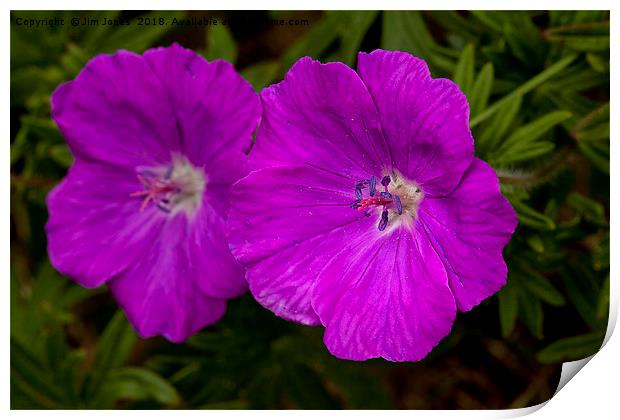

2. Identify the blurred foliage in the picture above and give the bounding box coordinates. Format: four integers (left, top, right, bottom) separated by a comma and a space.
10, 10, 609, 409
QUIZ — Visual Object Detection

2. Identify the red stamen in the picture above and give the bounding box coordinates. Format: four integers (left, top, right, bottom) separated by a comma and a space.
130, 173, 178, 211
357, 196, 392, 212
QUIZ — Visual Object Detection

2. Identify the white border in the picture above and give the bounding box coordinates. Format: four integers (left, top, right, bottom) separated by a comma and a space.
4, 1, 617, 418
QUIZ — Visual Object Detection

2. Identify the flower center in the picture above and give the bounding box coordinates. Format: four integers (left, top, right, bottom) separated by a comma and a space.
130, 154, 206, 216
350, 172, 423, 231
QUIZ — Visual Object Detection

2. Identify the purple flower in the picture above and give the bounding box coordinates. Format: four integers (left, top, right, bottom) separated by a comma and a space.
46, 44, 260, 342
227, 50, 518, 361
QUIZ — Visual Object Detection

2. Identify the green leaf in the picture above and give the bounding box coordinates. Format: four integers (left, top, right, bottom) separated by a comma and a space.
97, 11, 185, 53
498, 282, 519, 337
104, 367, 181, 405
546, 21, 610, 52
470, 54, 577, 127
518, 291, 544, 339
469, 62, 494, 119
84, 311, 137, 401
382, 11, 454, 73
49, 144, 73, 168
477, 94, 522, 155
494, 141, 555, 165
512, 200, 556, 231
281, 363, 338, 409
282, 12, 342, 70
560, 266, 599, 327
497, 111, 571, 153
205, 23, 237, 64
241, 60, 280, 91
596, 275, 610, 320
537, 332, 604, 363
519, 271, 566, 306
567, 192, 607, 225
453, 44, 475, 97
335, 11, 378, 65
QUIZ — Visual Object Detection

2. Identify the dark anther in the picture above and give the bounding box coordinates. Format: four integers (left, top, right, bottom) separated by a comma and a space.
381, 175, 391, 187
378, 210, 389, 231
380, 191, 392, 199
355, 187, 363, 200
350, 199, 362, 209
395, 195, 403, 215
369, 175, 377, 197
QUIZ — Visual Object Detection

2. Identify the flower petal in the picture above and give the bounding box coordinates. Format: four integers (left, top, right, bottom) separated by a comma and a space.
143, 44, 260, 187
190, 200, 247, 300
419, 159, 518, 311
312, 223, 457, 362
357, 50, 474, 196
46, 161, 165, 288
51, 50, 181, 168
251, 56, 389, 178
109, 213, 227, 342
228, 165, 368, 324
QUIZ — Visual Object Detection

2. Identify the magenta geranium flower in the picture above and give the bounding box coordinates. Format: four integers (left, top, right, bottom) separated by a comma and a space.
46, 44, 260, 342
227, 50, 518, 361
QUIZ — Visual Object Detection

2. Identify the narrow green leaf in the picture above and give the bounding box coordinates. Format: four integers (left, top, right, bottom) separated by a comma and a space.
561, 266, 599, 327
596, 275, 610, 321
498, 282, 519, 337
282, 12, 342, 70
471, 54, 577, 127
84, 311, 137, 400
567, 192, 607, 225
49, 144, 73, 168
518, 291, 544, 339
336, 11, 378, 65
469, 62, 494, 118
494, 141, 555, 165
382, 11, 454, 73
537, 332, 604, 363
241, 60, 280, 91
499, 111, 571, 152
205, 23, 237, 64
105, 367, 181, 405
477, 94, 522, 155
512, 200, 556, 230
453, 44, 475, 97
519, 271, 566, 306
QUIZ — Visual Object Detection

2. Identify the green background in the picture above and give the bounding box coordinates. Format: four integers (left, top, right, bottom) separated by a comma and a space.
10, 10, 610, 409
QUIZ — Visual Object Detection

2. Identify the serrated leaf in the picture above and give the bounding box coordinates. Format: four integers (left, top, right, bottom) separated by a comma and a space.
537, 332, 604, 363
205, 23, 237, 64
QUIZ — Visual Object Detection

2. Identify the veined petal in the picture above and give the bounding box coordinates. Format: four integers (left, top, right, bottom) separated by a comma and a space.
51, 51, 182, 168
143, 44, 259, 188
109, 213, 228, 342
312, 223, 457, 362
357, 50, 474, 196
419, 159, 518, 311
251, 56, 390, 177
228, 164, 369, 324
46, 161, 165, 288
